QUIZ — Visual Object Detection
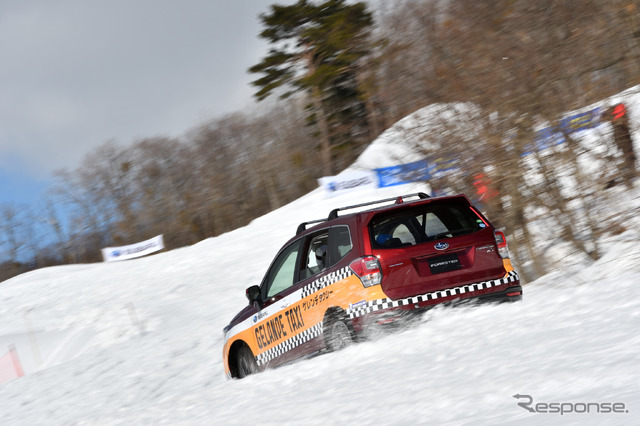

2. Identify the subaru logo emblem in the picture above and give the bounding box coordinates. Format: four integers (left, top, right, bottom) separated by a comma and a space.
434, 242, 449, 250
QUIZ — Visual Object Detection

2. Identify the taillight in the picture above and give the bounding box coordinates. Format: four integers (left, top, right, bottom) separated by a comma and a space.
494, 231, 510, 259
349, 256, 382, 287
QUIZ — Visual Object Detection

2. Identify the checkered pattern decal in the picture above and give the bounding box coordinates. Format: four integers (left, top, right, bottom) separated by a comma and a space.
347, 270, 520, 319
301, 266, 351, 299
250, 268, 350, 366
256, 323, 324, 366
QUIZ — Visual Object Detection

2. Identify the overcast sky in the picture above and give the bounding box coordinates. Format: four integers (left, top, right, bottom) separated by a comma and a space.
0, 0, 278, 186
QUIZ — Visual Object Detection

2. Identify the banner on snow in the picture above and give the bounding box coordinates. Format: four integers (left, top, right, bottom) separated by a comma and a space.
318, 170, 379, 197
102, 235, 164, 262
375, 159, 431, 187
522, 107, 601, 155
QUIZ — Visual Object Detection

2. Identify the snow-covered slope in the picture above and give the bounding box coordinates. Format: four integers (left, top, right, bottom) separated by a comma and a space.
1, 100, 639, 424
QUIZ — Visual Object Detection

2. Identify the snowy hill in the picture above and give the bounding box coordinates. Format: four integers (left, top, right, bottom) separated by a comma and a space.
1, 99, 639, 424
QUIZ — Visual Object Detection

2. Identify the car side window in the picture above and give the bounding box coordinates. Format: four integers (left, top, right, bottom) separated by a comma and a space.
301, 231, 329, 280
265, 241, 301, 298
299, 226, 352, 280
330, 225, 352, 263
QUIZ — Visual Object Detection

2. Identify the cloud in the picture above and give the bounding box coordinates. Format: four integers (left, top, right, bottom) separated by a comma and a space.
0, 0, 274, 176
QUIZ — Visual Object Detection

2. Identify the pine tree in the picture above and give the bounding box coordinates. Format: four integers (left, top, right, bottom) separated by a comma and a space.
249, 0, 374, 175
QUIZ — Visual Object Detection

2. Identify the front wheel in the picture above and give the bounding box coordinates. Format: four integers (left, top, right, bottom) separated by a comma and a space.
236, 345, 259, 379
325, 316, 354, 352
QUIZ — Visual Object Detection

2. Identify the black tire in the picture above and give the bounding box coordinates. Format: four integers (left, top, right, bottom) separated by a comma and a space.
236, 345, 259, 379
325, 315, 354, 352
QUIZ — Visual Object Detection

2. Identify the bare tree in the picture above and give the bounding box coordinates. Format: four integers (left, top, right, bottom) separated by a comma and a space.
0, 204, 25, 262
367, 0, 640, 280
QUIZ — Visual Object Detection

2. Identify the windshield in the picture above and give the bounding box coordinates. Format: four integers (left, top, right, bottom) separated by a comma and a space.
370, 202, 487, 249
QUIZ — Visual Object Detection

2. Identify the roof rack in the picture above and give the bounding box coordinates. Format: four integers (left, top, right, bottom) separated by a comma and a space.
296, 218, 327, 235
327, 192, 430, 220
296, 192, 430, 234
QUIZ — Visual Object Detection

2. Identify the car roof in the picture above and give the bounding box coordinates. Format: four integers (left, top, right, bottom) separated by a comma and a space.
296, 193, 472, 237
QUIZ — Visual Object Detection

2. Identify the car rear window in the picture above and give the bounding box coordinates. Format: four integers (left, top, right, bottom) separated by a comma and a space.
370, 202, 487, 249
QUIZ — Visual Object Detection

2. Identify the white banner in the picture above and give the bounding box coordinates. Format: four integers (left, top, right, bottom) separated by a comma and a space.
101, 235, 164, 262
318, 171, 379, 197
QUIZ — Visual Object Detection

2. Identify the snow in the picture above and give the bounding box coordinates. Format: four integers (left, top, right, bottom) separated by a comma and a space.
1, 93, 640, 425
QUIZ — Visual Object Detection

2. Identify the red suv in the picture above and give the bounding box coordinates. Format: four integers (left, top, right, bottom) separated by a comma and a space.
223, 193, 521, 378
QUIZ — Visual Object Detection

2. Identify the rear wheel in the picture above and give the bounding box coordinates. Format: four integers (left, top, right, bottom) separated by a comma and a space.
325, 316, 353, 352
236, 345, 258, 378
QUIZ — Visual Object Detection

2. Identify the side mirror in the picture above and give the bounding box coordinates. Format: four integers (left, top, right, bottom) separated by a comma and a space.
246, 285, 261, 304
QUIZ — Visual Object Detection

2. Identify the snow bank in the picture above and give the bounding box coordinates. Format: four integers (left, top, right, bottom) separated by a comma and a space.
1, 92, 639, 424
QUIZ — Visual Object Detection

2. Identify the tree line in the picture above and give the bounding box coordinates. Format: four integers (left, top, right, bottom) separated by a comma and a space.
2, 0, 639, 283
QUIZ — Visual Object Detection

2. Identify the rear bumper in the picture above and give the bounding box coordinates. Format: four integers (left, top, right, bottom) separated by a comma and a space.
349, 271, 521, 330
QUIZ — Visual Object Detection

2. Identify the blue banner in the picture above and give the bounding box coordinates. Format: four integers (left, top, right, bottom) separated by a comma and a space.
375, 159, 431, 187
428, 157, 460, 179
370, 108, 602, 188
523, 107, 601, 155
